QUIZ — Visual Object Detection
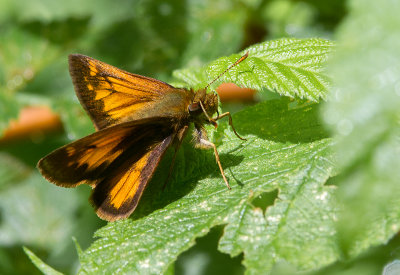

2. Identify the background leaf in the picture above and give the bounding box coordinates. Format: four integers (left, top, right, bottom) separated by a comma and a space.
0, 153, 31, 190
321, 0, 400, 258
0, 25, 60, 134
23, 247, 63, 275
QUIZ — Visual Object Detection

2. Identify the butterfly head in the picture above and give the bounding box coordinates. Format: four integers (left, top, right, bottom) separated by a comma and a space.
189, 52, 249, 126
188, 88, 218, 122
202, 91, 218, 116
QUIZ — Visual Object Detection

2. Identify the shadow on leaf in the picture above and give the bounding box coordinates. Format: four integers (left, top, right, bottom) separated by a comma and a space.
130, 140, 244, 220
231, 97, 330, 144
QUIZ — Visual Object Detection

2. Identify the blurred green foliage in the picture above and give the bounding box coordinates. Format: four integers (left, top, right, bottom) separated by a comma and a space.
1, 0, 399, 274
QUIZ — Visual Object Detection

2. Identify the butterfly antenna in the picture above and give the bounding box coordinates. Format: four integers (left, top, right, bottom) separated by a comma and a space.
205, 52, 249, 91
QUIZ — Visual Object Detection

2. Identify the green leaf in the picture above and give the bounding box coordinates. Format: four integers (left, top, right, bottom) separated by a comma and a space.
174, 38, 334, 102
23, 247, 63, 275
322, 0, 400, 258
0, 173, 80, 249
78, 97, 336, 274
0, 24, 60, 133
179, 0, 246, 67
0, 93, 20, 134
218, 100, 338, 273
0, 0, 136, 28
172, 67, 207, 89
0, 25, 60, 91
52, 96, 94, 140
218, 152, 337, 274
262, 0, 316, 38
0, 153, 31, 190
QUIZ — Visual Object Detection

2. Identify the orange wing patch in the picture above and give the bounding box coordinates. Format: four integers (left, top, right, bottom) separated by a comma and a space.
91, 135, 174, 221
65, 138, 121, 172
38, 122, 136, 187
108, 150, 152, 209
69, 54, 177, 130
38, 118, 175, 189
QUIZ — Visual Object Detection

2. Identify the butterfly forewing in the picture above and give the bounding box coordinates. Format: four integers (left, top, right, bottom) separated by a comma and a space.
38, 122, 135, 187
38, 117, 175, 190
69, 54, 190, 130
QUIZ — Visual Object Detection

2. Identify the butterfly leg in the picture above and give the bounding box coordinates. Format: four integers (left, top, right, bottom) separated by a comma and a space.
213, 112, 246, 141
199, 101, 218, 128
162, 125, 189, 190
194, 125, 231, 190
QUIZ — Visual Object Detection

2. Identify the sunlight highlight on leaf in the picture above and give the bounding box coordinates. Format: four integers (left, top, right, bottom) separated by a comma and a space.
174, 38, 334, 102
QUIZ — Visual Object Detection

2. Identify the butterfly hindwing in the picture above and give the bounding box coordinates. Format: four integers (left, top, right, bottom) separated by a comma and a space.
68, 54, 190, 130
91, 134, 174, 221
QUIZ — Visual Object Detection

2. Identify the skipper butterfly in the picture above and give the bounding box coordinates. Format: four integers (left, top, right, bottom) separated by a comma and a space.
38, 53, 248, 221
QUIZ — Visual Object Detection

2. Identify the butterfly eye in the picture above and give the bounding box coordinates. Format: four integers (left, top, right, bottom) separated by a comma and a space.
188, 102, 200, 112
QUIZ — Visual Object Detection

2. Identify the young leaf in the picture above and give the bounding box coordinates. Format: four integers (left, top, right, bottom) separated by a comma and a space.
322, 0, 400, 258
174, 38, 334, 101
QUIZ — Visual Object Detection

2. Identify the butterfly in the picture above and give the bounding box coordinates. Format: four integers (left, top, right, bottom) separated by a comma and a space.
37, 52, 248, 221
